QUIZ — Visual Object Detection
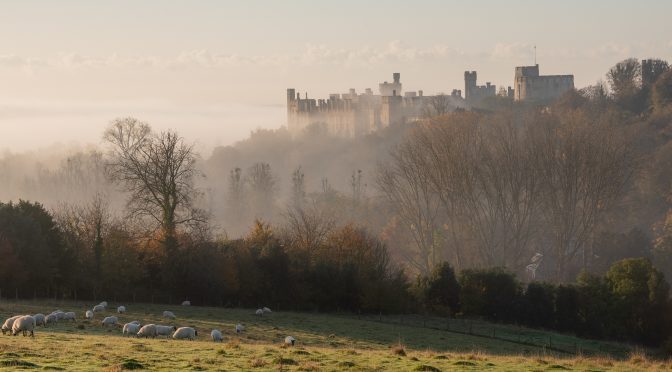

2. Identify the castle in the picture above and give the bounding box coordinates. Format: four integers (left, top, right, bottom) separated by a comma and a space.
513, 64, 574, 102
286, 73, 465, 137
287, 64, 574, 137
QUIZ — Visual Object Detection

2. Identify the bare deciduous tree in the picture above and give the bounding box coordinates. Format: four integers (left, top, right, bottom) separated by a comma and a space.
377, 139, 444, 275
534, 111, 636, 280
103, 117, 204, 250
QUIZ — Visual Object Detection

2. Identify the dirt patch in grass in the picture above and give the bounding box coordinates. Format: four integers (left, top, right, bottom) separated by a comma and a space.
338, 361, 356, 368
453, 360, 477, 366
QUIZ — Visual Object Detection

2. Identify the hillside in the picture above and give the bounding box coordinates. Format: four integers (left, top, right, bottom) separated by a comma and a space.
0, 301, 661, 371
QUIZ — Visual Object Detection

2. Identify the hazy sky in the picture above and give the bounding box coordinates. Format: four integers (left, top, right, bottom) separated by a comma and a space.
1, 0, 670, 153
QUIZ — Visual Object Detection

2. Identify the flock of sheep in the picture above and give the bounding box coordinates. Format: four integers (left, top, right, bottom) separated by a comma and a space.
2, 301, 296, 345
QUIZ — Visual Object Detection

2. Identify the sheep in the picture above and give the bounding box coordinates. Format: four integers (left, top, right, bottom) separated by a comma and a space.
101, 316, 118, 327
181, 300, 191, 306
284, 336, 296, 346
98, 301, 108, 308
129, 320, 141, 325
92, 305, 105, 312
255, 309, 264, 316
33, 314, 46, 327
85, 310, 94, 319
137, 324, 157, 338
235, 324, 245, 333
262, 307, 272, 313
2, 315, 23, 335
172, 327, 197, 340
122, 322, 141, 336
12, 315, 36, 337
162, 310, 176, 319
155, 325, 177, 337
52, 310, 66, 320
45, 313, 58, 326
211, 329, 223, 342
63, 312, 76, 321
117, 306, 126, 314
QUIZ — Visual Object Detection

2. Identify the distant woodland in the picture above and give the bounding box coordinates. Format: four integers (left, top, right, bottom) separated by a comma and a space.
2, 58, 672, 347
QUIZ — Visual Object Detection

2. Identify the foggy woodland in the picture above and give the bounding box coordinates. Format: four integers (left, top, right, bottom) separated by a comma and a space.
2, 58, 672, 345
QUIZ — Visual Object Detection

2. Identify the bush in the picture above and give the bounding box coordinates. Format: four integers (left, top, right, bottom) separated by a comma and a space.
519, 282, 555, 328
459, 268, 519, 322
419, 262, 460, 316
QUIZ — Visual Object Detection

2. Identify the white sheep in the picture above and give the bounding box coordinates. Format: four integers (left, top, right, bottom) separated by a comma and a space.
172, 327, 197, 340
181, 300, 191, 306
12, 315, 36, 337
63, 312, 76, 321
52, 310, 66, 320
117, 306, 126, 314
211, 329, 223, 342
2, 315, 23, 335
162, 310, 176, 319
255, 309, 264, 316
235, 324, 245, 333
129, 320, 141, 325
262, 307, 272, 313
122, 322, 141, 336
155, 325, 177, 337
92, 305, 105, 312
284, 336, 296, 346
137, 324, 157, 338
101, 316, 118, 327
45, 313, 58, 326
98, 301, 108, 308
33, 314, 46, 327
85, 310, 94, 319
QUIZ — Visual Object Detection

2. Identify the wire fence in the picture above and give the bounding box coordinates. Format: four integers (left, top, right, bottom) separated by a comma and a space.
350, 313, 633, 358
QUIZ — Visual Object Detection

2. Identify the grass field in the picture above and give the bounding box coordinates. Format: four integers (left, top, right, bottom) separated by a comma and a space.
0, 300, 668, 371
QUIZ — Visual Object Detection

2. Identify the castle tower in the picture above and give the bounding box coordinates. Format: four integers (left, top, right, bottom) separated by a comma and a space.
464, 71, 477, 100
379, 73, 402, 96
287, 88, 296, 102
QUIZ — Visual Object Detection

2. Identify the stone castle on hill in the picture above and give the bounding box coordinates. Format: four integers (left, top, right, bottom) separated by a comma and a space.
287, 64, 574, 137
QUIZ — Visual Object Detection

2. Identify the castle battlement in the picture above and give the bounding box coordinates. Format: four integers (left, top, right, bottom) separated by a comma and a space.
287, 73, 465, 137
514, 64, 574, 102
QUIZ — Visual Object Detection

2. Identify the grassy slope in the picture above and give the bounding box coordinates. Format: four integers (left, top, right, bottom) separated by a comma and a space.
0, 300, 666, 371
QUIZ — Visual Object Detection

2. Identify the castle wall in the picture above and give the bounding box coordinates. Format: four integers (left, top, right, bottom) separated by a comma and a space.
515, 75, 574, 102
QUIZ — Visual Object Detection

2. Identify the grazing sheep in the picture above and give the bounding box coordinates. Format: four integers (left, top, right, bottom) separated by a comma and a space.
33, 314, 46, 327
122, 322, 141, 336
45, 313, 58, 326
98, 301, 108, 308
63, 312, 76, 321
211, 329, 223, 342
235, 324, 245, 333
162, 310, 176, 319
52, 310, 66, 320
85, 310, 94, 319
284, 336, 296, 346
117, 306, 126, 314
262, 307, 272, 313
12, 315, 36, 337
129, 320, 141, 325
92, 305, 105, 312
255, 309, 264, 316
172, 327, 197, 340
155, 325, 177, 337
137, 324, 157, 338
2, 315, 23, 335
181, 300, 191, 306
101, 316, 118, 327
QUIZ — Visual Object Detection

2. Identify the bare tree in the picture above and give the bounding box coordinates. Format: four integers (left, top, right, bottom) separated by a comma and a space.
377, 139, 444, 275
607, 58, 641, 102
423, 93, 452, 117
291, 166, 306, 210
247, 162, 277, 221
534, 111, 636, 280
282, 202, 335, 264
103, 117, 204, 251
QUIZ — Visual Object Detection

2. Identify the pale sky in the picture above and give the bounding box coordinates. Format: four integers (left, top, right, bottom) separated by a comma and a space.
1, 0, 671, 153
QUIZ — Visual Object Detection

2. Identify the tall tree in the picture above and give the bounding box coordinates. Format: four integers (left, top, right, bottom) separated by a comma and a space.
103, 118, 204, 251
